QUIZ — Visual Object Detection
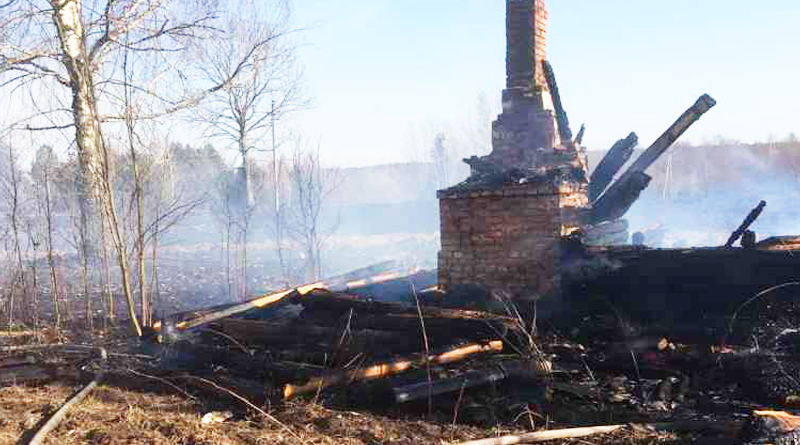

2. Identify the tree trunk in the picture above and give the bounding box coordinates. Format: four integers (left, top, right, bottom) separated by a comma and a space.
52, 0, 141, 336
43, 167, 60, 330
100, 217, 114, 322
128, 112, 149, 327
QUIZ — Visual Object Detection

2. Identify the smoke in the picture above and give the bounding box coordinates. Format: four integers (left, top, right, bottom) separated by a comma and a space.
625, 141, 800, 247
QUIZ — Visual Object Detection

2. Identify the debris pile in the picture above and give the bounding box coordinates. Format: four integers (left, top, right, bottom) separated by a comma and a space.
5, 258, 800, 445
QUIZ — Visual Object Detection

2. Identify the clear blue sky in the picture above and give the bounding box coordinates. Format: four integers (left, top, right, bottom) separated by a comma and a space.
290, 0, 800, 167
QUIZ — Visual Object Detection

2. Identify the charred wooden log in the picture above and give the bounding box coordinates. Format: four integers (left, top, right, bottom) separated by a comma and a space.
155, 264, 422, 334
590, 171, 652, 224
725, 201, 767, 248
393, 359, 547, 403
623, 94, 716, 177
575, 124, 586, 146
299, 290, 517, 340
542, 60, 572, 145
283, 340, 503, 399
207, 319, 424, 356
589, 133, 638, 202
591, 94, 716, 223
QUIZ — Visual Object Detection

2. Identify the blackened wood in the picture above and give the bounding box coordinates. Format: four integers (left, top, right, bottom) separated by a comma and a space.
542, 60, 573, 145
575, 124, 586, 146
284, 341, 503, 399
725, 201, 767, 248
589, 133, 638, 202
558, 246, 800, 343
394, 363, 510, 403
592, 94, 716, 221
207, 319, 423, 355
590, 171, 652, 224
299, 290, 516, 337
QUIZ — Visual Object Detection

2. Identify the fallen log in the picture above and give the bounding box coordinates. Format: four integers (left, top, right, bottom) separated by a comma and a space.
207, 319, 424, 356
394, 360, 543, 403
0, 330, 39, 338
299, 290, 516, 340
591, 94, 716, 223
589, 133, 638, 202
27, 347, 106, 445
725, 201, 767, 248
283, 340, 503, 399
719, 351, 800, 407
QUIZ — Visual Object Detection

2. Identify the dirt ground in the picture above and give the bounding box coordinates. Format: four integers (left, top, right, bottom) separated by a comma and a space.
0, 381, 511, 445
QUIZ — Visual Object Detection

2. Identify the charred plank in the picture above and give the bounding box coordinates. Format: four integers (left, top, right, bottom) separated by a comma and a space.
589, 133, 638, 202
725, 201, 767, 248
591, 94, 716, 222
542, 60, 572, 145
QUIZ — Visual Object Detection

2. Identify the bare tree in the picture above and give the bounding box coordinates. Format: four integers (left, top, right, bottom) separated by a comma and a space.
0, 144, 30, 325
31, 145, 62, 329
285, 143, 340, 282
1, 0, 291, 335
197, 0, 302, 296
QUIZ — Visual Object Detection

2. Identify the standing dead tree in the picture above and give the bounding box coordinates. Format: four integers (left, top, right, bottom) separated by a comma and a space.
197, 0, 302, 298
0, 144, 31, 326
285, 144, 340, 282
30, 145, 62, 329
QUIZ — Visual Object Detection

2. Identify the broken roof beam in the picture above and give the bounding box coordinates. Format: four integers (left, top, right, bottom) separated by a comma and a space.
542, 60, 573, 145
590, 171, 652, 224
591, 94, 716, 224
154, 263, 419, 334
589, 132, 638, 202
725, 200, 767, 248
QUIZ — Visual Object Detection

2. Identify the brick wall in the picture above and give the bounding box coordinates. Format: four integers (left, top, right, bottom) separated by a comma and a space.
438, 180, 584, 298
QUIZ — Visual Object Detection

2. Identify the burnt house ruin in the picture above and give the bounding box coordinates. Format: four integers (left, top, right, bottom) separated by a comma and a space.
437, 0, 589, 299
437, 0, 720, 301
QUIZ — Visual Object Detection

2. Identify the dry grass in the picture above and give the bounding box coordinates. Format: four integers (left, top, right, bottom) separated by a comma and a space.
0, 382, 512, 445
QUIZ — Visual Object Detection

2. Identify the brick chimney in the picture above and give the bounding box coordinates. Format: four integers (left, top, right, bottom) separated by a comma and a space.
506, 0, 548, 97
437, 0, 589, 300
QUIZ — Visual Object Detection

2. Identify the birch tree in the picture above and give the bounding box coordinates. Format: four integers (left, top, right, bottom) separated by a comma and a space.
1, 0, 290, 335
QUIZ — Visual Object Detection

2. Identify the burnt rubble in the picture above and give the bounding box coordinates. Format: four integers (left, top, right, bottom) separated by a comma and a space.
5, 1, 800, 445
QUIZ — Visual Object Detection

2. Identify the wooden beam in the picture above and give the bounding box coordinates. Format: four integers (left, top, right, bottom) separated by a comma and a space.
591, 94, 715, 222
589, 133, 638, 202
